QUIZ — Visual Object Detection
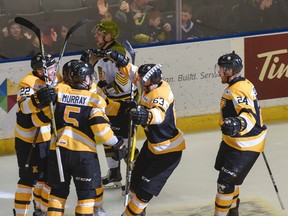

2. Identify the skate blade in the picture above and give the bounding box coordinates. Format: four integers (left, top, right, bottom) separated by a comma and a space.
103, 181, 122, 190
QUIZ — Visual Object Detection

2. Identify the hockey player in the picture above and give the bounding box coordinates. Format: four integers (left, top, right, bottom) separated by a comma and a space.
13, 52, 58, 216
81, 19, 138, 189
214, 51, 267, 216
36, 61, 127, 216
61, 59, 121, 215
121, 64, 186, 216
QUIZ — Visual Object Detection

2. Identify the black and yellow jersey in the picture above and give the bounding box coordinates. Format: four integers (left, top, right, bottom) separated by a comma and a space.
220, 77, 267, 152
48, 83, 118, 152
140, 80, 185, 154
15, 71, 52, 143
89, 82, 121, 116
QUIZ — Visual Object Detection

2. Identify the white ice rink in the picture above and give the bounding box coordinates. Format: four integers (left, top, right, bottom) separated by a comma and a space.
1, 122, 288, 216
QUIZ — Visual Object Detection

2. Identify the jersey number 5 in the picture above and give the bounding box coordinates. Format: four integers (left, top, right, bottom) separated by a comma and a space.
63, 106, 81, 127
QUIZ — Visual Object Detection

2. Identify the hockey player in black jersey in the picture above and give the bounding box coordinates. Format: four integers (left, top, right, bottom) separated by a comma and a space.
214, 51, 267, 216
37, 61, 126, 216
13, 53, 58, 216
121, 64, 186, 216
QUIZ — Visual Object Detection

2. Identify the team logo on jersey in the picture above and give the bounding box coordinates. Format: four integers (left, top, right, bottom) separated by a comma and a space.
0, 78, 17, 113
141, 175, 150, 182
32, 166, 38, 173
59, 139, 67, 145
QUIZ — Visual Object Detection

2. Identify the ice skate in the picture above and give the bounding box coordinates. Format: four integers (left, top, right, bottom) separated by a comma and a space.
94, 206, 107, 216
121, 208, 146, 216
33, 209, 45, 216
102, 167, 122, 189
227, 198, 240, 216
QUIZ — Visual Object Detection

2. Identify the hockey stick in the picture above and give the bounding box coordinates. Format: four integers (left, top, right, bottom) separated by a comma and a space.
52, 19, 91, 86
24, 127, 40, 169
124, 83, 137, 206
122, 39, 136, 65
15, 17, 65, 182
123, 40, 139, 206
262, 152, 285, 210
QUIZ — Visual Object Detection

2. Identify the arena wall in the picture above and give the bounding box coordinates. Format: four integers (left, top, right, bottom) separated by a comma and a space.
1, 33, 288, 155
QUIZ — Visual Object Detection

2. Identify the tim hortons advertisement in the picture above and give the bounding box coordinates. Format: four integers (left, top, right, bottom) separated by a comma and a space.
244, 33, 288, 100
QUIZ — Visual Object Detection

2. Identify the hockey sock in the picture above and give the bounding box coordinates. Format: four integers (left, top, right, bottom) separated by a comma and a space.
106, 157, 120, 169
14, 184, 33, 216
47, 195, 66, 216
94, 187, 104, 208
75, 199, 94, 215
214, 191, 234, 215
123, 194, 148, 216
33, 181, 45, 210
230, 186, 240, 209
40, 183, 51, 213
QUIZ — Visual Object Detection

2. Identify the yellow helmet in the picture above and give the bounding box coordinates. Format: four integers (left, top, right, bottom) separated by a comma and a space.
94, 20, 119, 40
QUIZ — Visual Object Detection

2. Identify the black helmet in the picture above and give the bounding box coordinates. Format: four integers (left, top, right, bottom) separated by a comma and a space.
62, 59, 81, 85
218, 51, 243, 74
138, 64, 162, 85
31, 52, 56, 71
69, 62, 94, 90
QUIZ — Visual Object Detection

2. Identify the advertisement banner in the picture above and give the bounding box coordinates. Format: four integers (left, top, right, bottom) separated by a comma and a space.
244, 33, 288, 100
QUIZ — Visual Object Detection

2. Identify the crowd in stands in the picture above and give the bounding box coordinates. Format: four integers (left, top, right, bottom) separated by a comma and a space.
1, 0, 288, 60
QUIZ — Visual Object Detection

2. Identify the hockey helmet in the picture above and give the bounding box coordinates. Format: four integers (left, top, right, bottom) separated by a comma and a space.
93, 20, 120, 40
62, 59, 81, 85
138, 64, 162, 85
31, 52, 56, 71
217, 51, 243, 74
69, 61, 94, 90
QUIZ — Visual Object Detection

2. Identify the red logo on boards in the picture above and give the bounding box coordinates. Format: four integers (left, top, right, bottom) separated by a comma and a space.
244, 33, 288, 100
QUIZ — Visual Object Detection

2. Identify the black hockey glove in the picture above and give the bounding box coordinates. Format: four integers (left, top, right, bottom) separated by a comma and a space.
80, 49, 92, 63
221, 117, 246, 136
97, 80, 108, 88
31, 87, 56, 109
103, 49, 129, 67
80, 49, 103, 65
118, 100, 137, 113
112, 136, 127, 161
130, 105, 151, 125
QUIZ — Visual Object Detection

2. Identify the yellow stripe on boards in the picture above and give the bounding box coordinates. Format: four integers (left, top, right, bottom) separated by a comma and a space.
1, 105, 288, 155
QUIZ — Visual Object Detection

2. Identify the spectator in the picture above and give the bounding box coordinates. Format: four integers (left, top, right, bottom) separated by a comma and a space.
0, 19, 35, 59
218, 0, 288, 34
133, 8, 172, 44
179, 4, 203, 40
193, 3, 225, 37
114, 0, 154, 42
97, 0, 113, 21
39, 21, 59, 55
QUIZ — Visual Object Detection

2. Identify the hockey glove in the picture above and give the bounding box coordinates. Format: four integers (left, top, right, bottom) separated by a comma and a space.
80, 49, 103, 65
118, 100, 137, 113
130, 105, 151, 125
31, 87, 56, 109
80, 49, 92, 63
97, 80, 108, 88
221, 117, 246, 136
103, 49, 129, 67
112, 136, 127, 161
